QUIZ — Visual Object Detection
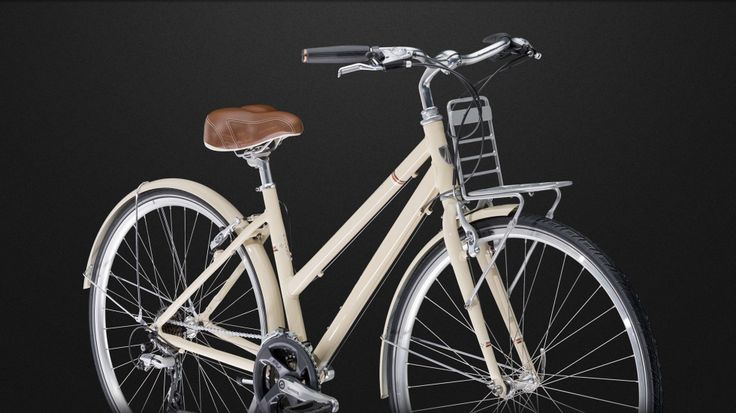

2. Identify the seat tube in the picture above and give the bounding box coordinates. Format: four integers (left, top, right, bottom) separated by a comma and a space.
251, 157, 308, 341
422, 119, 508, 395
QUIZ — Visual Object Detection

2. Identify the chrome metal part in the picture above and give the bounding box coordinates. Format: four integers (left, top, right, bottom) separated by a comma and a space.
376, 46, 421, 64
337, 62, 384, 78
137, 353, 175, 371
133, 181, 148, 324
83, 272, 148, 326
546, 187, 563, 218
465, 193, 525, 308
418, 67, 442, 110
539, 347, 547, 379
278, 377, 339, 412
183, 315, 198, 340
246, 156, 275, 190
209, 218, 241, 250
447, 96, 504, 193
420, 106, 442, 124
456, 202, 480, 257
320, 367, 335, 383
503, 371, 540, 400
507, 240, 540, 295
467, 182, 572, 200
447, 95, 573, 296
434, 50, 461, 71
510, 37, 530, 50
458, 38, 511, 66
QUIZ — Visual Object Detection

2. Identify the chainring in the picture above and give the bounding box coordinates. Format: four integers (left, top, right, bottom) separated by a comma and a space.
254, 331, 320, 413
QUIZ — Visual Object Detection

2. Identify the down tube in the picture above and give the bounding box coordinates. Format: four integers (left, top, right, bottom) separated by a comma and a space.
312, 172, 437, 368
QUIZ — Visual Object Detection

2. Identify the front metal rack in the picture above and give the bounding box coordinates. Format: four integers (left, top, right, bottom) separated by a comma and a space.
447, 96, 572, 206
446, 96, 573, 306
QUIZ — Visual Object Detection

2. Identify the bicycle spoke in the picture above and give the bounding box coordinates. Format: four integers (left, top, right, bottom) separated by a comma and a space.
536, 386, 581, 413
425, 296, 474, 333
542, 354, 635, 387
437, 279, 473, 328
470, 392, 502, 413
210, 287, 254, 321
540, 303, 614, 356
410, 335, 486, 378
143, 214, 174, 301
541, 384, 638, 410
407, 362, 487, 379
408, 377, 476, 389
215, 306, 259, 325
193, 356, 224, 413
110, 271, 172, 304
128, 367, 155, 404
140, 369, 163, 412
518, 243, 547, 335
182, 361, 203, 413
413, 395, 501, 412
552, 329, 628, 377
544, 372, 636, 383
196, 336, 251, 407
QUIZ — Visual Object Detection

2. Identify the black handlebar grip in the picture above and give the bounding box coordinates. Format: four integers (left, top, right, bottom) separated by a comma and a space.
482, 33, 511, 45
301, 45, 372, 64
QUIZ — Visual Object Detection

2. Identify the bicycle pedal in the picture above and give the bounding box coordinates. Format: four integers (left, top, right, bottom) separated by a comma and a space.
283, 401, 333, 413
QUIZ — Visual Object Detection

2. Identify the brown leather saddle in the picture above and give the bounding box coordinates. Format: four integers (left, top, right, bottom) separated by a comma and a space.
203, 104, 303, 152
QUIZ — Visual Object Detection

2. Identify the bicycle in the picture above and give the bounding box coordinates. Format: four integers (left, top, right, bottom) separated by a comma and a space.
82, 34, 662, 412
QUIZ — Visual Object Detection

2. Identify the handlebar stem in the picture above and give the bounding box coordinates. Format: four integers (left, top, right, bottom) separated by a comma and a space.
417, 39, 511, 122
418, 67, 441, 111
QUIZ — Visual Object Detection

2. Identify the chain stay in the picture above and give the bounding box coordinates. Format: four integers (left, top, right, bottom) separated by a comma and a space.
165, 319, 263, 340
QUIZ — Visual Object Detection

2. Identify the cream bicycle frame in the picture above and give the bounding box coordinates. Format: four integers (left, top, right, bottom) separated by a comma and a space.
114, 118, 534, 396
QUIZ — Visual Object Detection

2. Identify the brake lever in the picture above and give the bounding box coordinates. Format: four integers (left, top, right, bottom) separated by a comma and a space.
336, 63, 384, 78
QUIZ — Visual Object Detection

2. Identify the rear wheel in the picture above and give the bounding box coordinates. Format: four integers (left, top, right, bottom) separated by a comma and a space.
386, 215, 661, 412
89, 189, 267, 412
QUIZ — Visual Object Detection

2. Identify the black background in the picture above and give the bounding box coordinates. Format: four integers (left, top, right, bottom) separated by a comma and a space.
2, 1, 734, 411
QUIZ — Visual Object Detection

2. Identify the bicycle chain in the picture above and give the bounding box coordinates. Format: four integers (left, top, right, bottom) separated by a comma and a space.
165, 319, 264, 340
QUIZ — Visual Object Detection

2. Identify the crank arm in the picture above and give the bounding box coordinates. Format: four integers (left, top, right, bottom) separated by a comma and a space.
278, 377, 339, 412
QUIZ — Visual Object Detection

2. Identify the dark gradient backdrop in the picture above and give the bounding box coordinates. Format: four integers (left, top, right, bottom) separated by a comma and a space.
2, 2, 734, 411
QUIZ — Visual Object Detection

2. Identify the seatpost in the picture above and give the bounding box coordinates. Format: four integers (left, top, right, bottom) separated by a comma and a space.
246, 156, 275, 191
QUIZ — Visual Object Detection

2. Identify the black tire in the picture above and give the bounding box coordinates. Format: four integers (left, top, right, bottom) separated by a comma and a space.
385, 214, 662, 412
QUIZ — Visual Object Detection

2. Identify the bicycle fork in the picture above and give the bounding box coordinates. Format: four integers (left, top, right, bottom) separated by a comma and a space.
441, 198, 539, 398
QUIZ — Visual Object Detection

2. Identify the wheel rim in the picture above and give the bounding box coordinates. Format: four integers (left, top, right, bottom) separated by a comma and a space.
90, 193, 266, 412
392, 223, 650, 413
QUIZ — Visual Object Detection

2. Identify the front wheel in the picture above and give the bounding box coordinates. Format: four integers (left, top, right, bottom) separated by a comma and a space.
385, 215, 661, 412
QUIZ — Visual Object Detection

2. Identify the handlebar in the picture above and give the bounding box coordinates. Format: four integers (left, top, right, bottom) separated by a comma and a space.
302, 34, 542, 114
301, 34, 540, 77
